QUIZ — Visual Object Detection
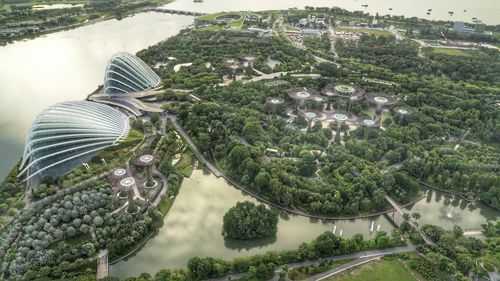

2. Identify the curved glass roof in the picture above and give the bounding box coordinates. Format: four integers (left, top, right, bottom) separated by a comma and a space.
19, 101, 130, 180
104, 52, 161, 94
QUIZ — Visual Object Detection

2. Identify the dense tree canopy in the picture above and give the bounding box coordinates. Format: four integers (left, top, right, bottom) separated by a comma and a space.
223, 201, 278, 240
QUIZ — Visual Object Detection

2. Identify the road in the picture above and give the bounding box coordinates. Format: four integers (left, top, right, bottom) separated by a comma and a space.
412, 39, 427, 58
309, 256, 382, 281
313, 55, 340, 68
206, 244, 416, 281
388, 26, 404, 41
327, 26, 339, 58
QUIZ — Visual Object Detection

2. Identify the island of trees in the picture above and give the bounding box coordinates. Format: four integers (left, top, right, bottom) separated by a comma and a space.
223, 201, 278, 240
0, 6, 498, 281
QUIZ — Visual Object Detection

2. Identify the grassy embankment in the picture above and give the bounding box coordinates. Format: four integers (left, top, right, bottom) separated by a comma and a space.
430, 48, 476, 56
336, 27, 391, 37
323, 255, 425, 281
288, 258, 355, 280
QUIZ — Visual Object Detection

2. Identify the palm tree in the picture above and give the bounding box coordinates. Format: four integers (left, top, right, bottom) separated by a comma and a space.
411, 212, 421, 221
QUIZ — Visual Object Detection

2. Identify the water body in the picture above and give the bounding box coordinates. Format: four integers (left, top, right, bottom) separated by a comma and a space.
407, 190, 498, 230
163, 0, 500, 24
0, 1, 497, 278
0, 12, 193, 180
0, 0, 499, 180
109, 170, 498, 278
109, 170, 395, 277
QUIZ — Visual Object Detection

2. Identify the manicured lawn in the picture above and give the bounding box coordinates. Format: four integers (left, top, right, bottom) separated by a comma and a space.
174, 149, 194, 178
198, 11, 241, 21
430, 48, 475, 57
336, 27, 391, 37
323, 257, 419, 281
227, 17, 244, 28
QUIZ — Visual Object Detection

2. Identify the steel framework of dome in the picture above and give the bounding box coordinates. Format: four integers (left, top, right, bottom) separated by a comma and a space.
19, 101, 130, 181
104, 52, 161, 94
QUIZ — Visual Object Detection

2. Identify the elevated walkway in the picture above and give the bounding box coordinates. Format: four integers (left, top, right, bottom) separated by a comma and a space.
384, 195, 435, 246
96, 249, 109, 280
152, 8, 207, 16
90, 95, 163, 116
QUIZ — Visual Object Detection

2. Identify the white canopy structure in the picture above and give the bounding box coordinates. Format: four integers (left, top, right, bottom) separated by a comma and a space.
19, 101, 130, 180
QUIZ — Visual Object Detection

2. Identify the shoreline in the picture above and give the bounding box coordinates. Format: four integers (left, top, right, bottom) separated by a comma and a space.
2, 1, 499, 46
220, 169, 428, 221
0, 1, 174, 46
170, 118, 428, 221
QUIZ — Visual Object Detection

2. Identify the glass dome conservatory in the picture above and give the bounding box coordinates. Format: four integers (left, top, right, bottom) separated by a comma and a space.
103, 52, 161, 94
19, 101, 130, 181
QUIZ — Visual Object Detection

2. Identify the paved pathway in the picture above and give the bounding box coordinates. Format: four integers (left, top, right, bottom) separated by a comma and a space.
151, 167, 168, 206
168, 115, 427, 221
207, 244, 416, 281
168, 116, 222, 177
327, 26, 339, 58
313, 55, 340, 68
384, 195, 434, 246
309, 256, 382, 281
96, 249, 109, 280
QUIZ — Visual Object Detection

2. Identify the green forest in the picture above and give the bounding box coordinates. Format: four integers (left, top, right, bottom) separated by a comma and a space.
137, 28, 499, 217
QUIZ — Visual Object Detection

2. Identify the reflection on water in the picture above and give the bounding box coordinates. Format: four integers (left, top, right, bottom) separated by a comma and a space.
109, 170, 395, 277
407, 189, 498, 230
164, 0, 500, 24
0, 13, 193, 179
224, 235, 278, 251
0, 1, 497, 277
109, 170, 498, 278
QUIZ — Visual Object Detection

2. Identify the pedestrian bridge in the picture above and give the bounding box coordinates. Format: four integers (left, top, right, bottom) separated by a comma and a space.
384, 195, 435, 246
152, 8, 207, 16
96, 249, 108, 279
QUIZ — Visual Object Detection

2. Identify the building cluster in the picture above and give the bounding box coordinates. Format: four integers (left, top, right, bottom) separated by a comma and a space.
20, 52, 163, 182
297, 14, 327, 29
452, 21, 492, 37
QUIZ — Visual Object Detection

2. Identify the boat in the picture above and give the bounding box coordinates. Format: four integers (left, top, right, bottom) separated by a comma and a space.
427, 9, 432, 11
464, 10, 467, 12
339, 229, 343, 236
448, 11, 454, 15
377, 225, 381, 231
332, 225, 337, 234
389, 8, 393, 10
370, 221, 375, 232
427, 12, 431, 15
361, 4, 368, 7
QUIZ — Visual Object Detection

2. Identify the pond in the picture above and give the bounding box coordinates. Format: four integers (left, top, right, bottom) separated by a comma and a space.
109, 169, 498, 278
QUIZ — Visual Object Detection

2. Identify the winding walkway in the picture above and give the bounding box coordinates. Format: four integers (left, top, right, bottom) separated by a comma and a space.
168, 115, 426, 221
207, 244, 416, 281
